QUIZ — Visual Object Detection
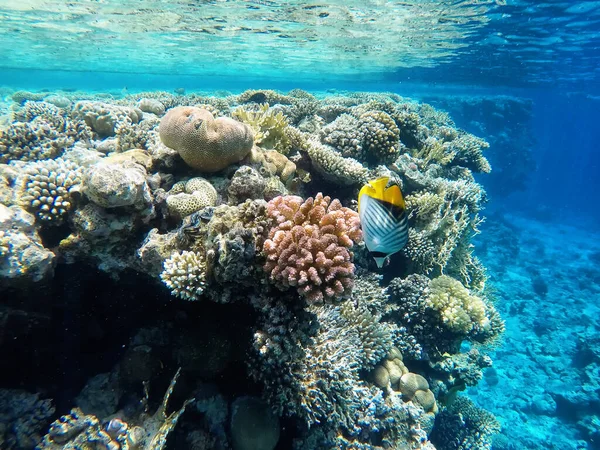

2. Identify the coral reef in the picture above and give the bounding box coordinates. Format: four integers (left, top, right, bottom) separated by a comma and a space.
233, 103, 291, 154
83, 159, 153, 211
262, 193, 362, 304
159, 106, 253, 172
0, 102, 91, 163
0, 389, 55, 449
39, 369, 192, 450
0, 89, 505, 450
430, 396, 500, 450
0, 204, 55, 285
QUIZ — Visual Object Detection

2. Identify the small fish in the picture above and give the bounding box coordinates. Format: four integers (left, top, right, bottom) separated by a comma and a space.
358, 177, 409, 268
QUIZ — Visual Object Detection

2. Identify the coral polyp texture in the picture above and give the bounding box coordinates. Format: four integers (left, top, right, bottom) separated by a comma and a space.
0, 88, 510, 450
159, 106, 254, 172
165, 177, 218, 218
262, 193, 362, 304
160, 250, 207, 301
17, 156, 82, 224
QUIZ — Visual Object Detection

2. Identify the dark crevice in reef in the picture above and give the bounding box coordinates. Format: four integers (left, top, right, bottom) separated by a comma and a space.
37, 222, 72, 248
1, 262, 170, 412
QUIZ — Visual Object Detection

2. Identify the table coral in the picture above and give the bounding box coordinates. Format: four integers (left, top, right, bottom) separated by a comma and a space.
159, 106, 253, 172
262, 193, 362, 304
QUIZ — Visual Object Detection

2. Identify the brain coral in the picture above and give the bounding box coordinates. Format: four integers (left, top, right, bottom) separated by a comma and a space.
262, 193, 362, 304
166, 177, 218, 218
159, 106, 253, 172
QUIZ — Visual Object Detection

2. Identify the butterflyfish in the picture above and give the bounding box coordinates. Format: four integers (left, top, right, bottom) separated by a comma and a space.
358, 177, 409, 268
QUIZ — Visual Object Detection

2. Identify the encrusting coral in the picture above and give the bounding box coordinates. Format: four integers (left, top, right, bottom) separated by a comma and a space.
159, 106, 253, 172
262, 193, 362, 304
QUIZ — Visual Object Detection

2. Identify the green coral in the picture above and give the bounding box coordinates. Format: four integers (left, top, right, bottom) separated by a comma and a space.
233, 104, 291, 154
427, 276, 491, 336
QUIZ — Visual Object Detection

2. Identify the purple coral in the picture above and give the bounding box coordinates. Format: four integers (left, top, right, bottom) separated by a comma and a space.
262, 193, 362, 304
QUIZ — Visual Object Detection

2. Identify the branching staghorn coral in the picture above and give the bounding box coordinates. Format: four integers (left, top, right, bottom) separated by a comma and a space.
250, 297, 393, 431
396, 154, 487, 287
262, 193, 362, 304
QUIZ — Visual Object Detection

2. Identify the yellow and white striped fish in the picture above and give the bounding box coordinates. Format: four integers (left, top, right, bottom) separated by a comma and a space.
358, 177, 409, 268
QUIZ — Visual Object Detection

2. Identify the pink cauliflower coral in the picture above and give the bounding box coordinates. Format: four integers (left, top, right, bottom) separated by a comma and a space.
263, 193, 362, 304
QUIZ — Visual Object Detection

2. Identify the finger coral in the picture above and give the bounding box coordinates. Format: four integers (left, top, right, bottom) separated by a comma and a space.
160, 250, 207, 301
18, 157, 82, 224
262, 193, 362, 304
159, 106, 253, 172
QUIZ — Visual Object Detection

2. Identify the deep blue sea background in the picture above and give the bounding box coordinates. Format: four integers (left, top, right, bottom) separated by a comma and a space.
1, 0, 600, 448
